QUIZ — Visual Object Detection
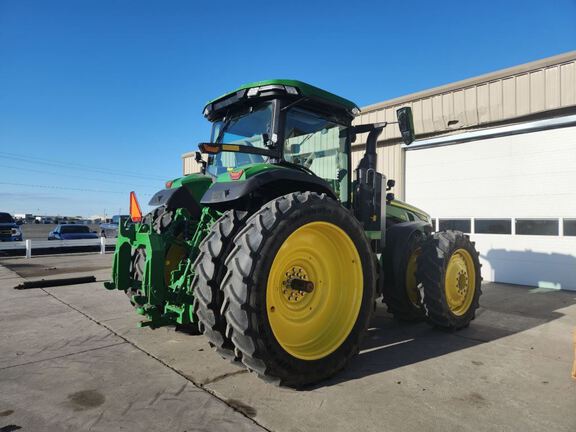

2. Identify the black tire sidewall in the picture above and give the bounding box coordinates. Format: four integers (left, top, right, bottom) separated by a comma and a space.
390, 231, 426, 320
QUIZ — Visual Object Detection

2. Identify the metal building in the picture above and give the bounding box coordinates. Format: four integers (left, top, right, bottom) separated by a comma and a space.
182, 51, 576, 290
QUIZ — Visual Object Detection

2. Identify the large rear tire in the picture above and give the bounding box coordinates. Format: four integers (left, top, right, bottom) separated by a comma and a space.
192, 210, 249, 360
417, 230, 482, 330
222, 192, 376, 387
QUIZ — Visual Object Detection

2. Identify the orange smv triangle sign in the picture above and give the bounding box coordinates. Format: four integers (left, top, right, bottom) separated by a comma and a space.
130, 191, 143, 222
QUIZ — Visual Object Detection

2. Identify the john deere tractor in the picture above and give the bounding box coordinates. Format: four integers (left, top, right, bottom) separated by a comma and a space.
105, 79, 481, 387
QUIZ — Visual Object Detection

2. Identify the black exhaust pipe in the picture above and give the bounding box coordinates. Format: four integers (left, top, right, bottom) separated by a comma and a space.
353, 123, 387, 252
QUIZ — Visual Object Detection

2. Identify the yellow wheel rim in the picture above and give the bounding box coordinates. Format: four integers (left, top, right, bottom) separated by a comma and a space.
266, 221, 363, 361
444, 248, 476, 316
405, 247, 421, 307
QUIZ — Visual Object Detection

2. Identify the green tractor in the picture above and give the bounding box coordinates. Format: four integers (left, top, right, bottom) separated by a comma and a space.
105, 79, 482, 387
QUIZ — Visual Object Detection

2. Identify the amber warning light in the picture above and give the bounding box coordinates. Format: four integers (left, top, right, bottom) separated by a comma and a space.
130, 191, 143, 222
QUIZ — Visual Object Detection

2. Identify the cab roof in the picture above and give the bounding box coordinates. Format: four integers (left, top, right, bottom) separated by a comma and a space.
204, 79, 360, 119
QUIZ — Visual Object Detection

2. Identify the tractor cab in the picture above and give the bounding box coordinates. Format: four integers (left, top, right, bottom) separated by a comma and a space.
199, 80, 360, 205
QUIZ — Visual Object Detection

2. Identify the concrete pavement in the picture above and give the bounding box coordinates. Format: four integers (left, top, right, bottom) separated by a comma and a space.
0, 257, 263, 432
1, 253, 575, 432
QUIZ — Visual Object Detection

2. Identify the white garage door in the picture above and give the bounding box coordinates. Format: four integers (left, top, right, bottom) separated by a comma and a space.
405, 124, 576, 290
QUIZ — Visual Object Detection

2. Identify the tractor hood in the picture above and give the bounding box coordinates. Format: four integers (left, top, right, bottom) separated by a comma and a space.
389, 199, 431, 223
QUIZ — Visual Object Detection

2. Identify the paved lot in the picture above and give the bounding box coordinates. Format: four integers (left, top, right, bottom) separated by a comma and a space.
1, 253, 575, 432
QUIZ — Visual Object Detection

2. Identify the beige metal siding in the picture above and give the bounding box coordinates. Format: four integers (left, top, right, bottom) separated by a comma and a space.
183, 152, 201, 175
348, 52, 576, 201
560, 62, 576, 106
355, 52, 576, 146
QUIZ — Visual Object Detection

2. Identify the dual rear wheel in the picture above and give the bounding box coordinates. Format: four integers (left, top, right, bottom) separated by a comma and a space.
195, 192, 376, 387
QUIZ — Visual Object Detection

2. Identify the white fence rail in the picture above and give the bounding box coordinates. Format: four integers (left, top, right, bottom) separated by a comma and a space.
0, 237, 117, 258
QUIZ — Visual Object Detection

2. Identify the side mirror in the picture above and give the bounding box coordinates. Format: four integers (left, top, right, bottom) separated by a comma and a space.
195, 151, 207, 174
396, 107, 415, 145
262, 133, 271, 147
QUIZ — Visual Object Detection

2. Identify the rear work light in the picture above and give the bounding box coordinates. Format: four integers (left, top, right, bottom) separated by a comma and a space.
229, 169, 244, 181
130, 191, 143, 222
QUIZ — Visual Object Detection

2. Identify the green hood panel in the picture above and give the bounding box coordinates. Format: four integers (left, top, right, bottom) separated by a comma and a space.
389, 199, 431, 222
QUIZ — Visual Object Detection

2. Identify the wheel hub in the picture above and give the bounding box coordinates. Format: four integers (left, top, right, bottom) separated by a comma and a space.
457, 270, 468, 295
281, 266, 313, 303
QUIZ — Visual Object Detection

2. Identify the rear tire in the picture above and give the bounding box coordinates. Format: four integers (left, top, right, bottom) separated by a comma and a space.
126, 206, 174, 303
127, 246, 146, 305
192, 210, 249, 360
417, 230, 482, 330
222, 192, 376, 387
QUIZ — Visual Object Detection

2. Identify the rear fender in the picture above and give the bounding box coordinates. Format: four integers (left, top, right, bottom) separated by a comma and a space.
200, 168, 337, 210
148, 186, 202, 219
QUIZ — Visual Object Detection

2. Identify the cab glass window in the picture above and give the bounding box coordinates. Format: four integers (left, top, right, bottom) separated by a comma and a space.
208, 103, 273, 176
284, 107, 349, 202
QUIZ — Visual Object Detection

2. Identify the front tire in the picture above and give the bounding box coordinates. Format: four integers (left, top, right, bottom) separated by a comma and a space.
222, 192, 376, 387
417, 230, 482, 330
384, 231, 426, 321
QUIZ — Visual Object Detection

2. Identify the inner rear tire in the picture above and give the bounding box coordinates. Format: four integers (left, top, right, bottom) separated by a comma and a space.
222, 192, 376, 387
192, 210, 249, 360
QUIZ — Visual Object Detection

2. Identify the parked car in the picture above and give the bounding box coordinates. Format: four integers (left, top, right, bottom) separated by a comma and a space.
0, 212, 23, 242
48, 224, 99, 240
99, 214, 129, 238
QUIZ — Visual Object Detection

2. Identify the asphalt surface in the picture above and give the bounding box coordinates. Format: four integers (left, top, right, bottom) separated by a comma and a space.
0, 252, 575, 432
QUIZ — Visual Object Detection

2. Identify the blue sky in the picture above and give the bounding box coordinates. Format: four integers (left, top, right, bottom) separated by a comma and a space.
1, 0, 575, 217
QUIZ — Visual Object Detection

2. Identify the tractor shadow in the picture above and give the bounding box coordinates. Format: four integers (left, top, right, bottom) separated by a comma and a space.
482, 249, 576, 290
312, 281, 576, 388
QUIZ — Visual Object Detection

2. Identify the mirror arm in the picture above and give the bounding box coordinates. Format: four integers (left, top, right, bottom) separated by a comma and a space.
195, 151, 207, 174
